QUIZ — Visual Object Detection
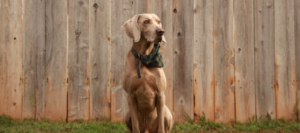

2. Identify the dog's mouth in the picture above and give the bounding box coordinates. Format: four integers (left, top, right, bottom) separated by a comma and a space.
154, 37, 162, 43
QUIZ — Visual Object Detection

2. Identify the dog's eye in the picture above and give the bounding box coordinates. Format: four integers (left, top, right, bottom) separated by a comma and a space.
144, 20, 150, 24
156, 20, 161, 24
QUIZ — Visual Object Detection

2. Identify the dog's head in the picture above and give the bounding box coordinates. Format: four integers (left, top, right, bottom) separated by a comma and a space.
122, 14, 166, 43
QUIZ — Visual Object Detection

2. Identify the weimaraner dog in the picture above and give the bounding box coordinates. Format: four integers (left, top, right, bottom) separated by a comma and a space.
122, 14, 173, 133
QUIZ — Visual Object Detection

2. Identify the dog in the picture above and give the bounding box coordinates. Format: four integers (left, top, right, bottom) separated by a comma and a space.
122, 14, 173, 133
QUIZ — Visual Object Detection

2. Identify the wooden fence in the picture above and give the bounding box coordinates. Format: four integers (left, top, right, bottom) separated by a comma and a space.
0, 0, 300, 123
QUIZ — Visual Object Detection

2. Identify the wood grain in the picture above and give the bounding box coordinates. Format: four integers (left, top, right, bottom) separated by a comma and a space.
133, 0, 149, 14
233, 0, 255, 122
213, 0, 235, 123
254, 0, 276, 118
0, 0, 23, 119
173, 0, 194, 123
193, 0, 214, 121
295, 0, 300, 116
110, 0, 132, 122
44, 0, 68, 121
150, 0, 174, 117
89, 0, 111, 120
23, 0, 46, 119
274, 0, 296, 120
68, 0, 90, 121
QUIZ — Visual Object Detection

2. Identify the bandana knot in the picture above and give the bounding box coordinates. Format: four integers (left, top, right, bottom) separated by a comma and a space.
131, 43, 164, 78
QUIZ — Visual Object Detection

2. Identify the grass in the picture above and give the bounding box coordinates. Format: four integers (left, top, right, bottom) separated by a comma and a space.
0, 114, 128, 133
173, 113, 300, 132
1, 113, 300, 133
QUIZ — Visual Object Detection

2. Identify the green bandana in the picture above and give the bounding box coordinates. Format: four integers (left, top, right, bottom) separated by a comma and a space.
131, 43, 164, 78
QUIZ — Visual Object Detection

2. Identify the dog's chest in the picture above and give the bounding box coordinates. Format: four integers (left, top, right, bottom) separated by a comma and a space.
131, 74, 158, 111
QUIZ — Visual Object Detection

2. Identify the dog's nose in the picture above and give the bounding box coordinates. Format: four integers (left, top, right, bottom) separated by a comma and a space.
156, 29, 165, 36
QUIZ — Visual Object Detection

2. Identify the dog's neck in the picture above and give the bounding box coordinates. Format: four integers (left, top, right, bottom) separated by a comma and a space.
133, 36, 155, 55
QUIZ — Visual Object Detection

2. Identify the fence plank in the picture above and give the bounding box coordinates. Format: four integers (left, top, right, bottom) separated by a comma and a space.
193, 0, 214, 121
296, 0, 300, 114
213, 0, 235, 123
0, 0, 3, 117
173, 0, 194, 123
68, 0, 90, 121
44, 0, 68, 121
133, 0, 149, 14
233, 0, 255, 122
23, 0, 46, 119
254, 0, 276, 118
150, 0, 174, 117
110, 0, 132, 122
0, 0, 23, 119
274, 0, 296, 120
89, 0, 111, 120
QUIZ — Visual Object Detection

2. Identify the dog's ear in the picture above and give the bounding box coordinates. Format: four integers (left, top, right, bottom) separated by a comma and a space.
122, 15, 141, 42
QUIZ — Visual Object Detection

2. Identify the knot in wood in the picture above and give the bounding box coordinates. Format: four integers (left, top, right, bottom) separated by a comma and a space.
106, 102, 111, 107
75, 29, 81, 36
78, 1, 84, 5
93, 3, 98, 9
173, 8, 177, 13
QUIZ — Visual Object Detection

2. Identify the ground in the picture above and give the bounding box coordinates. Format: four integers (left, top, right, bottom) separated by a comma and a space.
1, 114, 300, 133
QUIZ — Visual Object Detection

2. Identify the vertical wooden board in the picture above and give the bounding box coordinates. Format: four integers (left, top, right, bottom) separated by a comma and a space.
254, 0, 276, 118
68, 0, 90, 121
133, 0, 149, 14
233, 0, 255, 122
89, 0, 111, 120
213, 0, 235, 123
150, 0, 174, 116
0, 0, 4, 116
274, 0, 296, 120
23, 0, 46, 119
110, 0, 132, 122
0, 0, 3, 116
296, 0, 300, 113
44, 0, 68, 121
0, 0, 23, 119
193, 0, 214, 121
173, 0, 194, 123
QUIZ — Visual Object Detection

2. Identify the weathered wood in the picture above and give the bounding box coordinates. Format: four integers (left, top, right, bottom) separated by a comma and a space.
68, 0, 90, 122
0, 0, 3, 117
23, 0, 46, 119
233, 0, 255, 122
150, 0, 174, 118
213, 0, 235, 123
0, 0, 23, 119
274, 0, 296, 120
173, 0, 194, 123
44, 0, 68, 121
254, 0, 276, 118
193, 0, 214, 121
133, 0, 149, 14
89, 0, 111, 120
110, 0, 132, 122
296, 0, 300, 114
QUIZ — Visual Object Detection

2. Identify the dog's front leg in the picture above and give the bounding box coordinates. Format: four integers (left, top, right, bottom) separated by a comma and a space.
156, 92, 165, 133
127, 93, 140, 133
